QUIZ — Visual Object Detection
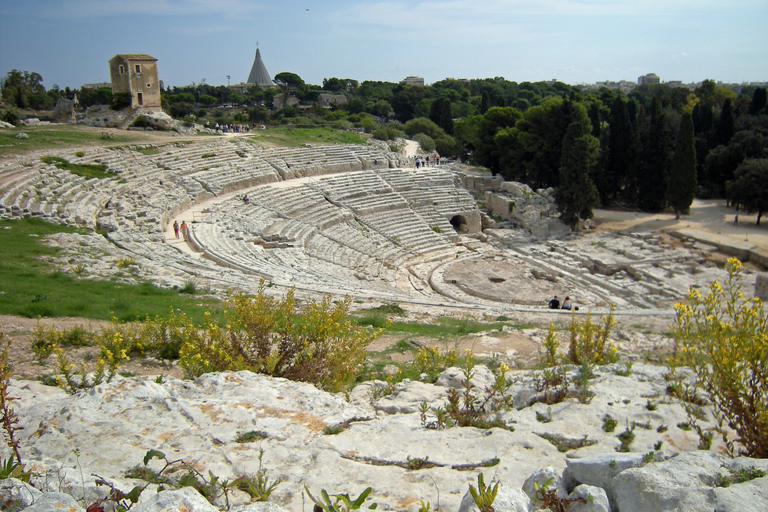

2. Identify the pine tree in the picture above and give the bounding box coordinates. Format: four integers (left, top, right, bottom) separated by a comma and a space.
555, 122, 600, 228
669, 112, 697, 219
637, 97, 670, 211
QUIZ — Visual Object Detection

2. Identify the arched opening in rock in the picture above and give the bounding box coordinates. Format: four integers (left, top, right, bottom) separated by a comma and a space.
450, 215, 468, 233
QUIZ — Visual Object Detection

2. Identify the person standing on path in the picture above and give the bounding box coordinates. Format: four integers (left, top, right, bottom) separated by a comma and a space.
180, 220, 188, 242
173, 220, 180, 239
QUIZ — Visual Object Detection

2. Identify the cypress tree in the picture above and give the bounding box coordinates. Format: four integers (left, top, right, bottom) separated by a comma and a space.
669, 112, 697, 219
715, 98, 734, 147
429, 97, 454, 135
480, 91, 491, 114
637, 97, 670, 211
600, 96, 634, 204
748, 88, 766, 115
555, 122, 600, 228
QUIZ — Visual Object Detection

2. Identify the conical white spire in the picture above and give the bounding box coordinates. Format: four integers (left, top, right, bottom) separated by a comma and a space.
247, 47, 272, 86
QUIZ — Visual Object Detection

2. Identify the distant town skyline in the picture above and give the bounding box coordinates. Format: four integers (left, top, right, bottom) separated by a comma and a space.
1, 0, 766, 90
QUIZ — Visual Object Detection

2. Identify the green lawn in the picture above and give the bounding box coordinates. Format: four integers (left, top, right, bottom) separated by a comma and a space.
0, 125, 152, 158
246, 126, 366, 147
0, 218, 220, 323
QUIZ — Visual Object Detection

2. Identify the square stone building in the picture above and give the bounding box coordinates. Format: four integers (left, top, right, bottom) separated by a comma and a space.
109, 54, 161, 110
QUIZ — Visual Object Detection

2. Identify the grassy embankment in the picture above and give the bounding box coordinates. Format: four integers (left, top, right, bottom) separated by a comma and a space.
0, 125, 156, 158
246, 126, 367, 147
0, 217, 220, 323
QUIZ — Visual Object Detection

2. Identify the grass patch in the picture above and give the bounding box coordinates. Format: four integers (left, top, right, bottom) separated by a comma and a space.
246, 126, 366, 147
40, 155, 116, 180
133, 147, 159, 155
0, 125, 150, 157
0, 218, 220, 323
383, 317, 507, 338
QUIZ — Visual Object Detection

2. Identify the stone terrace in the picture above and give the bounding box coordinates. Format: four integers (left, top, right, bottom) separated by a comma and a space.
0, 137, 747, 313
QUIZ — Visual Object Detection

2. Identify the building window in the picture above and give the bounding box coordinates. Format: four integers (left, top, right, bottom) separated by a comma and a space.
137, 92, 144, 106
135, 64, 141, 74
119, 65, 125, 75
147, 83, 151, 88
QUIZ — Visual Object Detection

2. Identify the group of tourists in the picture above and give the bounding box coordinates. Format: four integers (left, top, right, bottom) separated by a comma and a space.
172, 220, 189, 241
414, 156, 444, 168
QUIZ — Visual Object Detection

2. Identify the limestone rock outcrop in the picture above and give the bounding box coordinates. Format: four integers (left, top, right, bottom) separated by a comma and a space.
1, 364, 766, 511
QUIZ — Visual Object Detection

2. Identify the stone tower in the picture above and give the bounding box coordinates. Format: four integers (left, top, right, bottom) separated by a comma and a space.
247, 46, 272, 87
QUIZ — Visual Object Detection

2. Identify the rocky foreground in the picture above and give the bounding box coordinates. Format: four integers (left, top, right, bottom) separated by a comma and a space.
2, 364, 767, 511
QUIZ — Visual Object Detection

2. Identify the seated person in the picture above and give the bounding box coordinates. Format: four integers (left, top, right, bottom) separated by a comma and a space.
548, 295, 560, 309
561, 297, 573, 310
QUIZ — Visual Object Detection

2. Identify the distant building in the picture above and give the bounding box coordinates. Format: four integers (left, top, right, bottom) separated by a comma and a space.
109, 54, 161, 110
403, 76, 425, 87
638, 73, 661, 85
273, 93, 299, 110
81, 81, 111, 91
247, 47, 272, 88
317, 93, 347, 108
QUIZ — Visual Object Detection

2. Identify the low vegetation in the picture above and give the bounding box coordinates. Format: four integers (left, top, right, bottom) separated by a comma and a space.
247, 126, 366, 147
0, 218, 218, 322
671, 258, 768, 458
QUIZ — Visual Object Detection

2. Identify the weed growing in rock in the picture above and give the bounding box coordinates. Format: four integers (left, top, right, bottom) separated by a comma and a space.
614, 361, 633, 376
0, 331, 28, 483
536, 407, 553, 423
235, 430, 268, 443
533, 477, 586, 511
237, 448, 280, 502
617, 423, 636, 452
577, 361, 595, 404
468, 473, 498, 512
567, 307, 617, 365
533, 366, 569, 404
443, 356, 514, 430
654, 440, 664, 451
602, 415, 618, 433
671, 259, 768, 458
305, 486, 377, 512
414, 346, 458, 382
540, 323, 559, 368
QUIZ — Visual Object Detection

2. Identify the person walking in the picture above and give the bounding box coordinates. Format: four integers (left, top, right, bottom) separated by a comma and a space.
173, 220, 179, 239
180, 220, 188, 242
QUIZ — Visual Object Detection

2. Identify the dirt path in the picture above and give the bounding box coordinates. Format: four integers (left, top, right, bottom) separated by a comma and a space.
592, 198, 768, 251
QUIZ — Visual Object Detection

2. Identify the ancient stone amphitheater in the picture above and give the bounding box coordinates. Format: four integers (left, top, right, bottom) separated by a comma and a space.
0, 136, 748, 316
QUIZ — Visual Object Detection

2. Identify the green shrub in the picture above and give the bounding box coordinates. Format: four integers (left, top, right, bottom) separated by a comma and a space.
671, 259, 768, 458
179, 284, 385, 391
413, 133, 435, 153
111, 92, 132, 110
567, 307, 617, 365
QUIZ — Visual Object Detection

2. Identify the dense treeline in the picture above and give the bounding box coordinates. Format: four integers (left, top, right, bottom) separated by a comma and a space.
3, 68, 767, 223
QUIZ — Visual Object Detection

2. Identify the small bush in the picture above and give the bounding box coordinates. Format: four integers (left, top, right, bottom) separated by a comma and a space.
179, 284, 385, 391
567, 307, 617, 365
671, 259, 768, 458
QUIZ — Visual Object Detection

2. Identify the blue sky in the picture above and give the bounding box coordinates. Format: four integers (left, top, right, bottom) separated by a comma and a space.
1, 0, 766, 90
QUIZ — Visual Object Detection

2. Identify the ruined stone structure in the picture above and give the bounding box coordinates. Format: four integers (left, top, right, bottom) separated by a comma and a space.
108, 54, 161, 111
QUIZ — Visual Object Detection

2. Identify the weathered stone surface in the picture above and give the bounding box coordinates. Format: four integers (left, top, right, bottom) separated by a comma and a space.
131, 486, 219, 512
0, 478, 42, 511
435, 365, 495, 390
523, 466, 567, 505
563, 452, 645, 503
19, 491, 82, 511
714, 476, 768, 512
14, 132, 28, 139
567, 484, 610, 512
611, 451, 726, 512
